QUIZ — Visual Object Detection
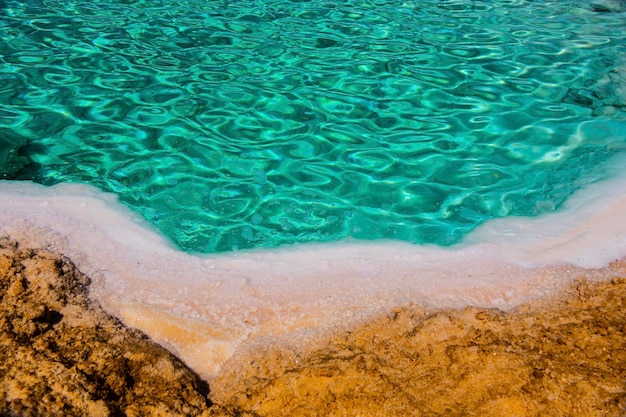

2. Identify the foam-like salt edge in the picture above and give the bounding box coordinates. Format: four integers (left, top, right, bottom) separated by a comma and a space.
1, 157, 626, 379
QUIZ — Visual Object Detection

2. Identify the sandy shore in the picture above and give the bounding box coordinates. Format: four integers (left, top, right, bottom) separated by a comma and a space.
2, 237, 625, 416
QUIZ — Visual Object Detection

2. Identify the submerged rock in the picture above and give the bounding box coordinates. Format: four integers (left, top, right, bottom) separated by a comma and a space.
590, 0, 626, 12
0, 133, 29, 180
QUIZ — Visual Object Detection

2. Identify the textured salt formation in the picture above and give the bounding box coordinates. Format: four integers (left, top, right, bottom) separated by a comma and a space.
2, 239, 626, 416
211, 265, 626, 416
1, 156, 626, 380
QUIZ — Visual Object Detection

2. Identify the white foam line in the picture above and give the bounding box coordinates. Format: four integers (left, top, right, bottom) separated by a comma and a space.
1, 158, 626, 379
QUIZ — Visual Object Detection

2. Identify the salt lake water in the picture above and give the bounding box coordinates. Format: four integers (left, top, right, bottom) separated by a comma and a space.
1, 0, 625, 253
1, 0, 626, 379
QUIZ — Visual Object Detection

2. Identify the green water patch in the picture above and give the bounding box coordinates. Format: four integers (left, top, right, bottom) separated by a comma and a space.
1, 0, 625, 252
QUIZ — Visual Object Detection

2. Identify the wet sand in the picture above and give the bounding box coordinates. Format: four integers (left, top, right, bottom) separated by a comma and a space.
2, 237, 625, 416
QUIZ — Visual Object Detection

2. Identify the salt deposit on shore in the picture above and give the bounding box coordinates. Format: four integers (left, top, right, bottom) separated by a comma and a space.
2, 239, 626, 416
1, 154, 626, 379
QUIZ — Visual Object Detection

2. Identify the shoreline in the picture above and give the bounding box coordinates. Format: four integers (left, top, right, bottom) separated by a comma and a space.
2, 237, 625, 415
2, 160, 626, 379
2, 1, 625, 413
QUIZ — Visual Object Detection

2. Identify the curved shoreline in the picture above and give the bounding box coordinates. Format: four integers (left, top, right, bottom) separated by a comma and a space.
2, 158, 626, 379
2, 238, 626, 416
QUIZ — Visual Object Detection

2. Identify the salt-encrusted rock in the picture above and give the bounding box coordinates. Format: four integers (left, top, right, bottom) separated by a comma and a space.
0, 238, 213, 417
212, 266, 626, 416
2, 236, 626, 416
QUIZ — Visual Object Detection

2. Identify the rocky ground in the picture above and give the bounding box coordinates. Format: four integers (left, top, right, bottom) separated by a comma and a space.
0, 238, 212, 417
1, 237, 625, 416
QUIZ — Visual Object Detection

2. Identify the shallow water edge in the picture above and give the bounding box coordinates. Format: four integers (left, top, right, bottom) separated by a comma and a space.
1, 155, 626, 379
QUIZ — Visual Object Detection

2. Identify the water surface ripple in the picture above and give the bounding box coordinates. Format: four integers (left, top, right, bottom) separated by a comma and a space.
1, 0, 625, 252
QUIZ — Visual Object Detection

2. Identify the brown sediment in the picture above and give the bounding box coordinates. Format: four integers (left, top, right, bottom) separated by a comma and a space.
0, 238, 211, 417
2, 237, 626, 416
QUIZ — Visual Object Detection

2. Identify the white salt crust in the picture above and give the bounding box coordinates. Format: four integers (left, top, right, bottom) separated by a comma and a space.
1, 156, 626, 379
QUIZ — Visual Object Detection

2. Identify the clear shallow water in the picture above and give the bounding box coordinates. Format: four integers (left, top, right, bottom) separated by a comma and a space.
0, 0, 625, 253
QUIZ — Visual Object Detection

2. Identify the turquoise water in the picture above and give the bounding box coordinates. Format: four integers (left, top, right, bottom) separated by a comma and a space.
1, 0, 625, 253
